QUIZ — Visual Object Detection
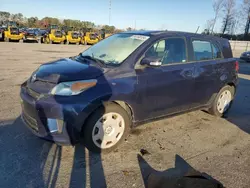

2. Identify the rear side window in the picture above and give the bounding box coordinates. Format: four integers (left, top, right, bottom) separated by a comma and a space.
192, 40, 213, 61
212, 43, 222, 59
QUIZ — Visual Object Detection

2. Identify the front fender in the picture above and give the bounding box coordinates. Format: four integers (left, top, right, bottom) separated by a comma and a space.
74, 93, 112, 132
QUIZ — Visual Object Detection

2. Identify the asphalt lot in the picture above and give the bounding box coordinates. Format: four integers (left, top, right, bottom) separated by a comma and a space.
0, 42, 250, 188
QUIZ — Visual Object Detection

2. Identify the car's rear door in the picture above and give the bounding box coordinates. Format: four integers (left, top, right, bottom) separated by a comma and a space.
190, 39, 223, 106
135, 37, 197, 120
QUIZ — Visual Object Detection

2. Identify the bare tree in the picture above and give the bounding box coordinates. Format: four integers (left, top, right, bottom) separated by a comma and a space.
203, 19, 214, 34
0, 11, 11, 22
221, 0, 236, 34
211, 0, 225, 33
242, 0, 250, 37
10, 13, 24, 24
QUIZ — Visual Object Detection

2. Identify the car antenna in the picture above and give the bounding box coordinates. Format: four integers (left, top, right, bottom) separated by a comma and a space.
195, 26, 200, 34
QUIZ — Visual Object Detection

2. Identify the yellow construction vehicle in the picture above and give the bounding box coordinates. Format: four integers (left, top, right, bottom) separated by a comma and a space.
43, 25, 65, 44
80, 28, 99, 45
3, 22, 23, 42
96, 29, 106, 41
64, 27, 81, 45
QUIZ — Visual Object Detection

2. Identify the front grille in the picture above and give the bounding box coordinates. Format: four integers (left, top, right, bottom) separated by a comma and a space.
22, 111, 38, 132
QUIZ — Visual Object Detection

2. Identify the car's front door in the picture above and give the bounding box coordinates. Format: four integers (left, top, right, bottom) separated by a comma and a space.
135, 37, 197, 121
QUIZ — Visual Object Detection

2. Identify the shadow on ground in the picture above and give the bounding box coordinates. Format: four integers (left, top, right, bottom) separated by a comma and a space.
138, 154, 224, 188
0, 117, 107, 188
225, 63, 250, 134
0, 117, 53, 188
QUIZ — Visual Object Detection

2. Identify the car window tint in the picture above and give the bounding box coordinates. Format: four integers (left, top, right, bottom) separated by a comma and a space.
192, 40, 213, 61
212, 43, 222, 59
145, 38, 187, 65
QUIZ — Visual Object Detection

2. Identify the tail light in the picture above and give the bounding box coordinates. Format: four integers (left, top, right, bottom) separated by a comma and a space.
235, 60, 239, 72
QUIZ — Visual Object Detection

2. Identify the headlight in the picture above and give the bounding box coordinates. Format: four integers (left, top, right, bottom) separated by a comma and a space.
50, 79, 97, 96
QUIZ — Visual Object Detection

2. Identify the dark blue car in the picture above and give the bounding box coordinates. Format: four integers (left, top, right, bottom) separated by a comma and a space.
240, 51, 250, 62
20, 31, 238, 153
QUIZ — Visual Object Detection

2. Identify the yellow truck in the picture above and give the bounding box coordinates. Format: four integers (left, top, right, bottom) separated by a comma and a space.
81, 31, 99, 45
3, 26, 23, 42
43, 25, 65, 44
64, 27, 81, 45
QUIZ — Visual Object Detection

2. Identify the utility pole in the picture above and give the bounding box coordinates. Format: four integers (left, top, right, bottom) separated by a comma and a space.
109, 0, 111, 25
134, 20, 136, 30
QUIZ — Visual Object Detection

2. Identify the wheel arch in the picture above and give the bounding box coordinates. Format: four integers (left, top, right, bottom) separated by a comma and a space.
226, 82, 236, 96
227, 82, 236, 89
79, 100, 135, 135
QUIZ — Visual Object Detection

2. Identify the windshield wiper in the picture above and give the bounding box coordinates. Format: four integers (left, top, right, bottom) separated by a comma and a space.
79, 53, 106, 66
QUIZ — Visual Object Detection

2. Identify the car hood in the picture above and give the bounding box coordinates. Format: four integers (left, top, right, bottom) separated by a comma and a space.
34, 58, 107, 83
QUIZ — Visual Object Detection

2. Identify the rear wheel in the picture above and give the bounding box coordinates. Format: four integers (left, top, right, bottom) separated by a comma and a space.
208, 85, 235, 117
83, 103, 131, 153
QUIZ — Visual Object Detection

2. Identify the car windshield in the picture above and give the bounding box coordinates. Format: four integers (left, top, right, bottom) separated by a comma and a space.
81, 33, 150, 65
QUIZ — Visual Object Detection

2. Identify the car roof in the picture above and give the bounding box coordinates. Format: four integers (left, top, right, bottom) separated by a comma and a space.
122, 30, 226, 41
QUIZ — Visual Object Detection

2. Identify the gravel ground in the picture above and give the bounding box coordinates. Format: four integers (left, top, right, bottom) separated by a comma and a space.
0, 42, 249, 188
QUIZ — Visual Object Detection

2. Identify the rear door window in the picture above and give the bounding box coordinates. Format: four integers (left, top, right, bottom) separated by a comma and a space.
192, 40, 213, 61
212, 43, 222, 59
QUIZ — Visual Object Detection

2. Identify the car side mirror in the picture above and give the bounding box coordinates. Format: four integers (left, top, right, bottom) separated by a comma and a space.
140, 57, 162, 67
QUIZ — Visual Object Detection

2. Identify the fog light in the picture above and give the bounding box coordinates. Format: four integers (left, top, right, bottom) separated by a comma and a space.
47, 118, 64, 134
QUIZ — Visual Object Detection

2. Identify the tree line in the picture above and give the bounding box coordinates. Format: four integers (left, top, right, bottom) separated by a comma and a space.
204, 0, 250, 40
0, 11, 122, 33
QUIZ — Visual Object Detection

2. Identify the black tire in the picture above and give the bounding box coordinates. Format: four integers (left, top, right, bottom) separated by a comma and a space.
83, 102, 131, 153
208, 85, 235, 117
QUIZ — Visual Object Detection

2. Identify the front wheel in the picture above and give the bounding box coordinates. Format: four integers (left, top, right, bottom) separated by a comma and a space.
208, 85, 235, 117
83, 103, 131, 153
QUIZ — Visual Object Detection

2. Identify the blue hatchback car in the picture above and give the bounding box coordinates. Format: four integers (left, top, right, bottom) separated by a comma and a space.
20, 31, 238, 153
